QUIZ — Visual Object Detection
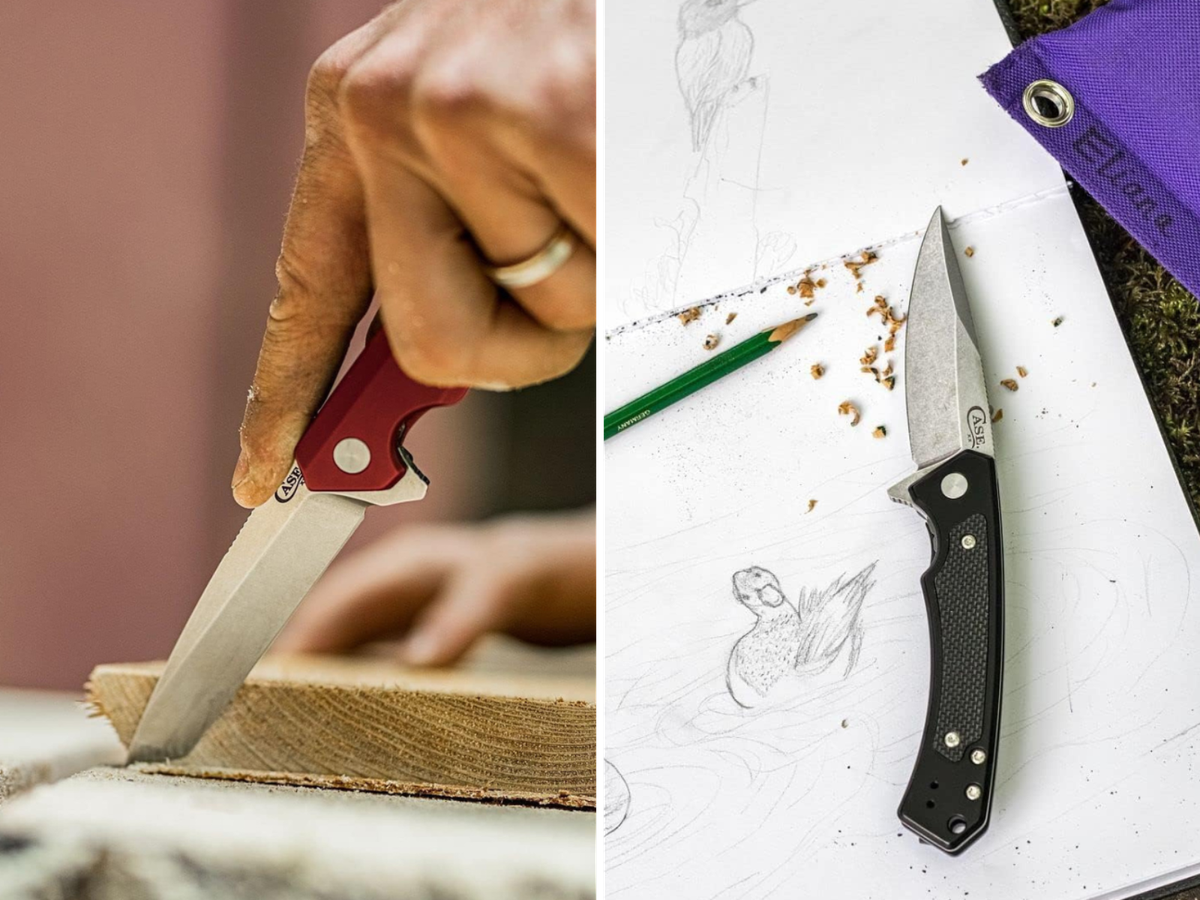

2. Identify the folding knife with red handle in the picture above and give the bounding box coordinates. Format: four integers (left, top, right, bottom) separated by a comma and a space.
128, 328, 467, 762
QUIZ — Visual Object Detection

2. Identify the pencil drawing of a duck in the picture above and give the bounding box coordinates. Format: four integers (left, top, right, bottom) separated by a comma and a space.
726, 563, 876, 708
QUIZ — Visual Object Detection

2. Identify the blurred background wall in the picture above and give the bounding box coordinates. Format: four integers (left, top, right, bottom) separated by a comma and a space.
0, 2, 595, 690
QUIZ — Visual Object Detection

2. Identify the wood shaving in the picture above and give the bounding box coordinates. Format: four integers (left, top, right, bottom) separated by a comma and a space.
791, 267, 826, 302
866, 296, 907, 353
811, 363, 825, 380
844, 250, 878, 282
703, 334, 719, 351
964, 246, 975, 258
992, 408, 1003, 423
726, 312, 738, 325
838, 401, 861, 427
1000, 378, 1019, 391
807, 499, 818, 513
873, 425, 887, 439
1017, 365, 1028, 378
861, 353, 896, 391
678, 307, 701, 326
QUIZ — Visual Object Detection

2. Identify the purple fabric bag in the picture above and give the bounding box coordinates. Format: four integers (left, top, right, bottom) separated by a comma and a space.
980, 0, 1200, 299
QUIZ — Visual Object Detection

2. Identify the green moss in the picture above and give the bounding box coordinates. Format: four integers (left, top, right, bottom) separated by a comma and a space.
1006, 0, 1200, 507
1008, 0, 1110, 36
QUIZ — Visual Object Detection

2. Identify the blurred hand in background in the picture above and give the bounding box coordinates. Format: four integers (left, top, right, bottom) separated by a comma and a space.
275, 509, 595, 665
233, 0, 597, 509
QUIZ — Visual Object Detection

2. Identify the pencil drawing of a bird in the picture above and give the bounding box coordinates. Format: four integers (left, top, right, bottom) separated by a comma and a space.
676, 0, 755, 152
726, 563, 876, 708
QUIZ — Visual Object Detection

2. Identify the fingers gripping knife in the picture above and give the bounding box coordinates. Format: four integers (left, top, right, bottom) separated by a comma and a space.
888, 208, 1003, 854
127, 329, 467, 763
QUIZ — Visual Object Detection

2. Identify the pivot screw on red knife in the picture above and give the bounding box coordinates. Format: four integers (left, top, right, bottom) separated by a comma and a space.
296, 328, 468, 494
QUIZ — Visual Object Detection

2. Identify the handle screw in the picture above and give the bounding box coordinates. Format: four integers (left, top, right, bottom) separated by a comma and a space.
961, 534, 977, 550
944, 731, 961, 748
970, 749, 987, 765
966, 784, 982, 801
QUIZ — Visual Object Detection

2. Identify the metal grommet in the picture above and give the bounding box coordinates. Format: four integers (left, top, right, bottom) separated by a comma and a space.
1022, 79, 1074, 128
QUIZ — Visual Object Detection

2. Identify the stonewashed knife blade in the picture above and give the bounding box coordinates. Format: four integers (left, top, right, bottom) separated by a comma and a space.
126, 330, 467, 763
887, 207, 1004, 854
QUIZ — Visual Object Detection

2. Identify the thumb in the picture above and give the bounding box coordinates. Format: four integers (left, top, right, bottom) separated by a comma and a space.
232, 37, 379, 507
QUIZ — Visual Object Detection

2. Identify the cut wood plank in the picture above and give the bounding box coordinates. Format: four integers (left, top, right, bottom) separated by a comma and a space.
87, 655, 595, 808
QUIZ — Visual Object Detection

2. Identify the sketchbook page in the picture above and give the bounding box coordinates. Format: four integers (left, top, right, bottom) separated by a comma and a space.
606, 0, 1064, 328
604, 192, 1200, 900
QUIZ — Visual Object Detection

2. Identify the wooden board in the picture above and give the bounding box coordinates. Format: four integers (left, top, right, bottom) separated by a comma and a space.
87, 655, 595, 808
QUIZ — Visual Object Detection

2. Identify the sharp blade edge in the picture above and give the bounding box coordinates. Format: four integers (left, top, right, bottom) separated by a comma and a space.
126, 486, 368, 762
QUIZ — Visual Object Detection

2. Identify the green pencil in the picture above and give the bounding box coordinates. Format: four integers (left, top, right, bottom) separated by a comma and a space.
604, 312, 819, 440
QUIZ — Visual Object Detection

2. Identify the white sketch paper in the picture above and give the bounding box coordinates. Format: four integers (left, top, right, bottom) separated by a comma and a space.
606, 197, 1200, 898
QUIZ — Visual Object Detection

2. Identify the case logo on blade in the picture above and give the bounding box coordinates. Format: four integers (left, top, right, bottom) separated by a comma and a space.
275, 466, 305, 503
966, 406, 988, 450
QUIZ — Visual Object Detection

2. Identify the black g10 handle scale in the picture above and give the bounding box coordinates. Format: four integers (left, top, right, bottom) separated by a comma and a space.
897, 448, 1004, 854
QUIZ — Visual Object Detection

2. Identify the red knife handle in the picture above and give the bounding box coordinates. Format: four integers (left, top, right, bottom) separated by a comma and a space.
295, 328, 468, 493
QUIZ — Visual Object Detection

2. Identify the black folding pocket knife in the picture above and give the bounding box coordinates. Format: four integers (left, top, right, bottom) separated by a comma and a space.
888, 207, 1004, 854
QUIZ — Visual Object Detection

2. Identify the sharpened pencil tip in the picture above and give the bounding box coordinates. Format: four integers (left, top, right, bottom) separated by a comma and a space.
767, 314, 818, 344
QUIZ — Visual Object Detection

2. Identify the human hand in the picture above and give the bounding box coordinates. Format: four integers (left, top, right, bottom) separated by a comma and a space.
273, 510, 596, 666
233, 0, 596, 508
